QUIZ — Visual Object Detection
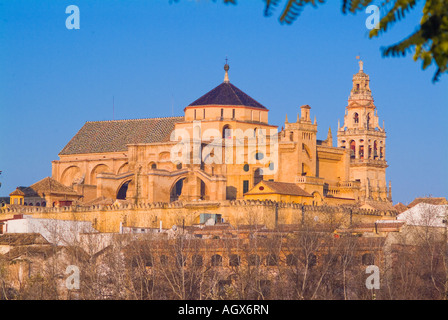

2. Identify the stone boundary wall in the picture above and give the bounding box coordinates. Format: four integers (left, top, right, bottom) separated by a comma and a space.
0, 200, 397, 233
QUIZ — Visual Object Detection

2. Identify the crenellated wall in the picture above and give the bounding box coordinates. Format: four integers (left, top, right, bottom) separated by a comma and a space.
0, 200, 397, 233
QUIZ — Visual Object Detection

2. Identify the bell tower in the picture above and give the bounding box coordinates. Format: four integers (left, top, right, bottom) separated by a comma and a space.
337, 59, 391, 202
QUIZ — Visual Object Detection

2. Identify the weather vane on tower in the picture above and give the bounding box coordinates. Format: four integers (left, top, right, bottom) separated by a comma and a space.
356, 55, 363, 71
224, 56, 230, 83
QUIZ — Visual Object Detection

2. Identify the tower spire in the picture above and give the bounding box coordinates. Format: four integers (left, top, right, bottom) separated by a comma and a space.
326, 126, 332, 146
356, 55, 363, 72
349, 57, 372, 101
337, 57, 389, 203
388, 180, 392, 202
224, 57, 230, 83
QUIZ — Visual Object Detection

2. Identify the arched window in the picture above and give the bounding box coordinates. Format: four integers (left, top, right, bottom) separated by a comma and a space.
133, 254, 153, 268
192, 254, 203, 267
308, 253, 317, 268
373, 141, 378, 159
151, 163, 157, 169
286, 254, 297, 266
353, 112, 359, 124
266, 254, 278, 266
350, 140, 356, 159
211, 254, 222, 267
193, 124, 201, 141
362, 253, 375, 265
222, 124, 231, 139
248, 254, 260, 266
176, 254, 186, 267
117, 180, 131, 200
144, 255, 153, 267
170, 178, 185, 202
229, 254, 240, 267
160, 255, 169, 266
176, 163, 182, 170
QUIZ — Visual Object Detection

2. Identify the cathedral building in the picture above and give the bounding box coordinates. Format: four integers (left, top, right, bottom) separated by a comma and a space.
47, 60, 392, 209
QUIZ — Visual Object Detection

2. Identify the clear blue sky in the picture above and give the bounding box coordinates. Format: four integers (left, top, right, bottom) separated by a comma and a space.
0, 0, 446, 204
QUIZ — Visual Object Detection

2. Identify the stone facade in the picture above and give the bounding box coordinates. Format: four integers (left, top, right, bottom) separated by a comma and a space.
48, 60, 392, 211
337, 60, 389, 202
0, 200, 397, 233
4, 60, 396, 231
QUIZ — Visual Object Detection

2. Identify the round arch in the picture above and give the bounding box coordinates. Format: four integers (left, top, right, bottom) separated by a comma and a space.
60, 166, 82, 186
90, 164, 110, 185
222, 124, 232, 139
349, 140, 356, 159
312, 191, 323, 206
149, 162, 157, 170
117, 163, 129, 175
169, 174, 209, 202
353, 112, 359, 124
117, 180, 132, 200
170, 176, 186, 202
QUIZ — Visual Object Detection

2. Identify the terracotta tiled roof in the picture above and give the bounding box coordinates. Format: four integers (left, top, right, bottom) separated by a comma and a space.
59, 116, 184, 155
248, 180, 312, 197
350, 221, 404, 230
9, 188, 25, 196
407, 197, 448, 208
394, 202, 408, 213
0, 233, 49, 246
5, 245, 58, 260
188, 82, 267, 110
18, 177, 78, 196
361, 201, 397, 212
236, 224, 267, 230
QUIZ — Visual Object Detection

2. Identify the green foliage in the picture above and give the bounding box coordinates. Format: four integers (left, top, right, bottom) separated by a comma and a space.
374, 0, 448, 82
262, 0, 448, 82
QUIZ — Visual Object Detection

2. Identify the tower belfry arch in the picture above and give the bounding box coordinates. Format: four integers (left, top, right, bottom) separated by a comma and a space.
337, 59, 390, 202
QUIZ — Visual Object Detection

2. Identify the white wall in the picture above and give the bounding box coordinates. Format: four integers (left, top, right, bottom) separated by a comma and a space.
6, 217, 98, 245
